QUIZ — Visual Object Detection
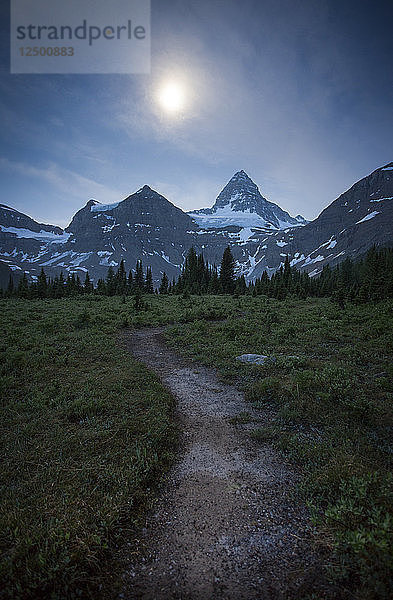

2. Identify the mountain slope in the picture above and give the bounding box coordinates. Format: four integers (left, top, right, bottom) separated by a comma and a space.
248, 162, 393, 279
0, 204, 70, 281
0, 204, 64, 235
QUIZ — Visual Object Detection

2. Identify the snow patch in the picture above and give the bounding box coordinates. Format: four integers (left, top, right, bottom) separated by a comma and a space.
309, 268, 322, 277
0, 226, 70, 243
319, 236, 337, 250
94, 213, 114, 221
0, 206, 17, 212
158, 251, 180, 267
332, 251, 346, 260
90, 202, 119, 212
40, 251, 93, 267
356, 211, 380, 224
102, 223, 120, 233
290, 254, 305, 267
238, 227, 254, 242
303, 254, 325, 267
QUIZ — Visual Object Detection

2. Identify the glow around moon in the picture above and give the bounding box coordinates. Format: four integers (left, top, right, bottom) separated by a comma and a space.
157, 81, 186, 113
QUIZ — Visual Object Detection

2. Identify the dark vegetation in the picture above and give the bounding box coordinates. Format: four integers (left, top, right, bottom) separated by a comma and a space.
1, 246, 392, 599
3, 245, 393, 304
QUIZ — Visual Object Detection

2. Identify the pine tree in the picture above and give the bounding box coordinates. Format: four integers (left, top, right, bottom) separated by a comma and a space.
333, 287, 346, 309
106, 266, 116, 296
133, 287, 144, 311
84, 271, 93, 294
37, 268, 47, 298
127, 270, 134, 295
75, 275, 83, 295
145, 266, 154, 294
6, 274, 14, 297
234, 274, 247, 295
17, 272, 29, 298
358, 283, 369, 303
159, 272, 169, 294
283, 255, 291, 281
96, 278, 106, 295
186, 247, 198, 286
115, 259, 127, 295
135, 260, 144, 290
220, 246, 236, 294
208, 265, 221, 294
58, 272, 65, 297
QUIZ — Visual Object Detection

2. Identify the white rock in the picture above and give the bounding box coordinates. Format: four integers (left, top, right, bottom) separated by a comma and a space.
236, 354, 271, 365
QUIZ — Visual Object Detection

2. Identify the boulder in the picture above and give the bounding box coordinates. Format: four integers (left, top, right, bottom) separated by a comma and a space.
235, 354, 275, 365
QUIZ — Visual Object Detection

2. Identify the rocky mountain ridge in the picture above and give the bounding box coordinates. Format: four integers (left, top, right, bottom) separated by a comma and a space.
0, 164, 392, 287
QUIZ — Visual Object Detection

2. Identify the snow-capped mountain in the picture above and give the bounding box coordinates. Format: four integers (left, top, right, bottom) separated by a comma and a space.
247, 162, 393, 279
0, 187, 236, 284
0, 203, 65, 237
0, 204, 70, 285
0, 164, 392, 287
188, 170, 307, 230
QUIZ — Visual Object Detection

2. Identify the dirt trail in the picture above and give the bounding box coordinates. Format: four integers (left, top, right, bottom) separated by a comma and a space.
120, 328, 325, 600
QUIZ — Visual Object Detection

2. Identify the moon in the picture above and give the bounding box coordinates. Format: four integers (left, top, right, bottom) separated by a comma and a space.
158, 81, 186, 114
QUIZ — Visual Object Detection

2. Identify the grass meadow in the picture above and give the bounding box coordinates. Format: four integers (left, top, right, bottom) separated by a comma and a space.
0, 294, 392, 598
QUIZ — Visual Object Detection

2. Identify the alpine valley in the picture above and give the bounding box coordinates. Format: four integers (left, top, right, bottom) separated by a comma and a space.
1, 163, 392, 288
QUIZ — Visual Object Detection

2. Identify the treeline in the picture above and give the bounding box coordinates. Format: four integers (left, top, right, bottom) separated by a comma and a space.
2, 245, 392, 304
315, 246, 393, 303
169, 245, 393, 304
0, 247, 239, 299
0, 259, 154, 299
249, 246, 393, 304
168, 246, 242, 295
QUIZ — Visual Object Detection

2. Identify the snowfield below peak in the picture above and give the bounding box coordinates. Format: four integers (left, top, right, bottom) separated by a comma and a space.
189, 204, 301, 230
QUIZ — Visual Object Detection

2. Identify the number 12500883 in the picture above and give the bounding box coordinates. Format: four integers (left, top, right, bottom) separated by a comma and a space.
19, 46, 74, 56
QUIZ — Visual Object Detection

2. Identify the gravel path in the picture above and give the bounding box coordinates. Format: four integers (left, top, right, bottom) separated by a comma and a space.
120, 327, 327, 599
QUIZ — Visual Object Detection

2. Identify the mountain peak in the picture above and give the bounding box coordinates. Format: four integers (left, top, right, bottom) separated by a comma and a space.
214, 171, 260, 209
232, 169, 250, 178
86, 198, 100, 208
136, 184, 154, 194
188, 170, 307, 230
228, 170, 255, 186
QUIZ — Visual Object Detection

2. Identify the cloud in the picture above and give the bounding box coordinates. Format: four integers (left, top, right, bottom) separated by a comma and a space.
0, 157, 125, 226
0, 157, 122, 200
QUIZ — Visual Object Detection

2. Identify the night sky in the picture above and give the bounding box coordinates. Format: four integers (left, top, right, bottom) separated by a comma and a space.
0, 0, 392, 227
